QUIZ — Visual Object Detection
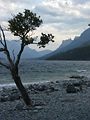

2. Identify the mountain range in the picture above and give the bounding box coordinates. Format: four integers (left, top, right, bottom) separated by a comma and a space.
41, 27, 90, 60
0, 40, 52, 59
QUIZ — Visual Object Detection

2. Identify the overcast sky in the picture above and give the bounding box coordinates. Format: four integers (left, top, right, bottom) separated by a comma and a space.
0, 0, 90, 51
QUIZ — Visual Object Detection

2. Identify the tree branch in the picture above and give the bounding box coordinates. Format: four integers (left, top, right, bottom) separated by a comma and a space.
25, 30, 34, 37
0, 25, 7, 48
0, 48, 6, 52
0, 25, 14, 66
30, 43, 38, 44
0, 32, 5, 47
15, 41, 25, 67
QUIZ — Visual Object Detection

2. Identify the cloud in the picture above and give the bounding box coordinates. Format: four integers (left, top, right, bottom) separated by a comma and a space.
71, 0, 90, 5
33, 1, 90, 27
0, 0, 90, 50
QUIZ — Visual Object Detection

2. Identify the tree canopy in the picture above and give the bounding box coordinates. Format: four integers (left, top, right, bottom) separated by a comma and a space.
8, 9, 54, 48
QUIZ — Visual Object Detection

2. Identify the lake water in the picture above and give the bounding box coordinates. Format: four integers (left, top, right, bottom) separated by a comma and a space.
0, 60, 90, 86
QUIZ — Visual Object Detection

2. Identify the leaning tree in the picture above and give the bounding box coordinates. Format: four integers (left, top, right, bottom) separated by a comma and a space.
0, 9, 54, 106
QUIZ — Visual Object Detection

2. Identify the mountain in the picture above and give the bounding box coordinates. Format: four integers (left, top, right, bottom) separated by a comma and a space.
41, 28, 90, 60
0, 40, 52, 59
46, 45, 90, 60
58, 39, 72, 50
61, 28, 90, 52
40, 38, 72, 59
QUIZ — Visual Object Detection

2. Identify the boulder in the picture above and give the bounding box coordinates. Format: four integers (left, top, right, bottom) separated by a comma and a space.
36, 85, 47, 91
0, 96, 8, 102
66, 84, 78, 93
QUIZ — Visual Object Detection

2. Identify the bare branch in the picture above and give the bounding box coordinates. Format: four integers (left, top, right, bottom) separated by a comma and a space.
0, 25, 14, 66
0, 61, 10, 69
0, 40, 5, 47
0, 25, 7, 48
0, 32, 5, 47
25, 30, 34, 37
5, 49, 14, 66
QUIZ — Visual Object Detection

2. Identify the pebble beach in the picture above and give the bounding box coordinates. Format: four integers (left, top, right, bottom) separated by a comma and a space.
0, 79, 90, 120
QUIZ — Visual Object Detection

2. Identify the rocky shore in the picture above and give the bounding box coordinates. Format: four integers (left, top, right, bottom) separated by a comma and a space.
0, 79, 90, 120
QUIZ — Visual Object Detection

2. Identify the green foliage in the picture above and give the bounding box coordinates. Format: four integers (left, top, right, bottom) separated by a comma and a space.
38, 33, 54, 48
8, 9, 42, 38
8, 9, 54, 48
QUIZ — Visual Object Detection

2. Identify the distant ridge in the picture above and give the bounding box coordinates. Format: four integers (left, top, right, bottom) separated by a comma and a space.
47, 45, 90, 60
0, 40, 52, 59
41, 28, 90, 60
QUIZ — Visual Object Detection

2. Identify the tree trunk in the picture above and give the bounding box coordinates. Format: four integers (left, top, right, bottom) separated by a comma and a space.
12, 74, 32, 106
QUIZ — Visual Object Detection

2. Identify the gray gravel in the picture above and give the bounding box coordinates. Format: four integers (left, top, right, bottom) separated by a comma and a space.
0, 80, 90, 120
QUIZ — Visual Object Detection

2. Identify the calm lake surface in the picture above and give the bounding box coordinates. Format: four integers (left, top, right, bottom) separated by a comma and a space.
0, 60, 90, 86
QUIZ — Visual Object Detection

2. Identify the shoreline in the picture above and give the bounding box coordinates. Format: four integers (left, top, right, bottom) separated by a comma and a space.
0, 74, 88, 88
0, 80, 54, 89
